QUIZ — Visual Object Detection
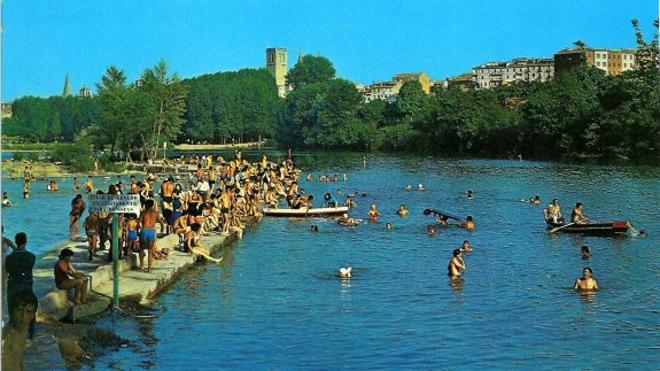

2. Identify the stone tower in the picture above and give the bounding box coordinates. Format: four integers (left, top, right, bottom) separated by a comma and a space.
62, 73, 71, 97
266, 48, 288, 98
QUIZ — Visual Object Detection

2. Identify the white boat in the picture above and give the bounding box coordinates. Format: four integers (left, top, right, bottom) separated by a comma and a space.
263, 206, 349, 217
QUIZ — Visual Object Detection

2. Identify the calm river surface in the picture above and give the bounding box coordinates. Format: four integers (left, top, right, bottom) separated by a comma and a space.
2, 152, 659, 369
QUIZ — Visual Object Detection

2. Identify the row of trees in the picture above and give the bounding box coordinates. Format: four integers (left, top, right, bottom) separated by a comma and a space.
3, 95, 99, 141
182, 69, 280, 144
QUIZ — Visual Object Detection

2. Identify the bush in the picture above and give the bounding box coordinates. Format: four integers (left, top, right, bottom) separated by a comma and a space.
52, 144, 94, 172
13, 152, 24, 162
27, 152, 40, 162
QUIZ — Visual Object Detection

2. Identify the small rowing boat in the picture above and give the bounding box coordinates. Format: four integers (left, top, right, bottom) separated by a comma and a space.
263, 206, 349, 217
545, 220, 629, 236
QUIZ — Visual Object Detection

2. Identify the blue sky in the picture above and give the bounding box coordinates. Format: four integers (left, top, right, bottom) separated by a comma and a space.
2, 0, 657, 101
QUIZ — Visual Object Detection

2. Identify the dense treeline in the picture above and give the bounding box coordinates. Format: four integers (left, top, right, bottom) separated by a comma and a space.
183, 68, 280, 144
3, 95, 99, 141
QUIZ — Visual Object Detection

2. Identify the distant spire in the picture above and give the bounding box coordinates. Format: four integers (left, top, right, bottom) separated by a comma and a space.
63, 73, 71, 97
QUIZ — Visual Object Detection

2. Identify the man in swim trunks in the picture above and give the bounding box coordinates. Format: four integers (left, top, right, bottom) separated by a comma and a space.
574, 267, 598, 291
139, 199, 159, 272
54, 248, 89, 304
83, 211, 100, 261
448, 249, 466, 279
69, 194, 86, 239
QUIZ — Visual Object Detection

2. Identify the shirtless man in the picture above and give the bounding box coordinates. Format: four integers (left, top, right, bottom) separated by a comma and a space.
54, 248, 89, 304
397, 204, 409, 216
574, 267, 599, 291
73, 177, 79, 192
448, 249, 466, 279
83, 211, 100, 261
69, 194, 86, 239
139, 200, 159, 272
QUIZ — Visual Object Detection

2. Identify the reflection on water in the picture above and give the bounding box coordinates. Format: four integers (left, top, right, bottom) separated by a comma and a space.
3, 154, 659, 369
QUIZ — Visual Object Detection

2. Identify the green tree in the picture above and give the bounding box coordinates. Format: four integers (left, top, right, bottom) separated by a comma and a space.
286, 55, 336, 88
96, 65, 131, 153
139, 59, 188, 159
394, 80, 429, 123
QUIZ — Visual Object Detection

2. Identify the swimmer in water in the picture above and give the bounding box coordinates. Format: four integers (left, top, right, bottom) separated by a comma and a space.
385, 223, 392, 231
460, 240, 473, 253
574, 267, 598, 291
460, 216, 475, 231
427, 225, 436, 236
581, 245, 591, 260
368, 203, 381, 222
338, 267, 352, 279
448, 249, 466, 279
435, 214, 449, 227
418, 184, 425, 191
466, 190, 474, 199
311, 224, 319, 232
397, 204, 409, 216
529, 195, 541, 205
404, 185, 412, 191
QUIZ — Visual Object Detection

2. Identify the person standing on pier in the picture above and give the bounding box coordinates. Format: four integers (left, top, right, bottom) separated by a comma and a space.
139, 199, 160, 272
5, 232, 36, 338
69, 194, 86, 239
2, 289, 38, 371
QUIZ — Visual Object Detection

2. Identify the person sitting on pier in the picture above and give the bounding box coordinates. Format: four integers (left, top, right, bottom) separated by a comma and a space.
185, 223, 223, 263
2, 289, 38, 371
54, 248, 89, 305
397, 204, 409, 216
574, 267, 599, 291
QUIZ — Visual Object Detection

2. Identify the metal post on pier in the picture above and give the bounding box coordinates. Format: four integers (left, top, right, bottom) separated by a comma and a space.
112, 213, 119, 309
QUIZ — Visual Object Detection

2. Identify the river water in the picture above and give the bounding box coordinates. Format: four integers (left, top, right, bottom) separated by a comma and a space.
2, 152, 659, 369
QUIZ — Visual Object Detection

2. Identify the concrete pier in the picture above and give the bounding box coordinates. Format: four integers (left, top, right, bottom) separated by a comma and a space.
34, 220, 254, 323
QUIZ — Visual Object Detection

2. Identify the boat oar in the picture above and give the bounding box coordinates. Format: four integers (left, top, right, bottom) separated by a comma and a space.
548, 222, 575, 234
423, 208, 463, 221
